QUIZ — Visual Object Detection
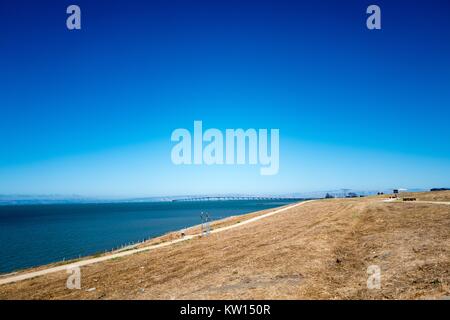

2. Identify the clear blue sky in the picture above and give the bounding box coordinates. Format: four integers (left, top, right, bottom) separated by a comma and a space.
0, 0, 449, 197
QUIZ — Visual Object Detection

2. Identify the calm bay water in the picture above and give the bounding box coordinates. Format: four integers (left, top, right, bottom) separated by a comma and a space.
0, 200, 296, 274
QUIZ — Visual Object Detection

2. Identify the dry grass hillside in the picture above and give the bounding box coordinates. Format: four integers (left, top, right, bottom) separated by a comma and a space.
0, 191, 449, 299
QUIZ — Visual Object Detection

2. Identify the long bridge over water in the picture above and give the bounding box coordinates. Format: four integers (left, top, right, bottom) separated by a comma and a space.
172, 196, 304, 202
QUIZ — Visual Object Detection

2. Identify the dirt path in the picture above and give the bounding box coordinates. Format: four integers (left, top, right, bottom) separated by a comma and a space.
0, 200, 313, 286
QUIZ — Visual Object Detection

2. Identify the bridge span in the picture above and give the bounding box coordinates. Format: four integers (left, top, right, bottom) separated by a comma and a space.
172, 196, 304, 202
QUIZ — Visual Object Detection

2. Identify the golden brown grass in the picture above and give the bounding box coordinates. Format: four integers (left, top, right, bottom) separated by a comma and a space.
0, 192, 449, 300
399, 190, 450, 202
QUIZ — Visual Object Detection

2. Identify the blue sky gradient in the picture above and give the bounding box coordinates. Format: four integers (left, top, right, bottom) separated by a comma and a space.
0, 0, 449, 196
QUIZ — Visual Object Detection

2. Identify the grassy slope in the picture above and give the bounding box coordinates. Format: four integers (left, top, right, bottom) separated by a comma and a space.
1, 191, 449, 299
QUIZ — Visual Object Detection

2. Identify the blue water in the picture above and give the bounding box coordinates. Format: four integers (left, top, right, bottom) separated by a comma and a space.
0, 200, 297, 274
